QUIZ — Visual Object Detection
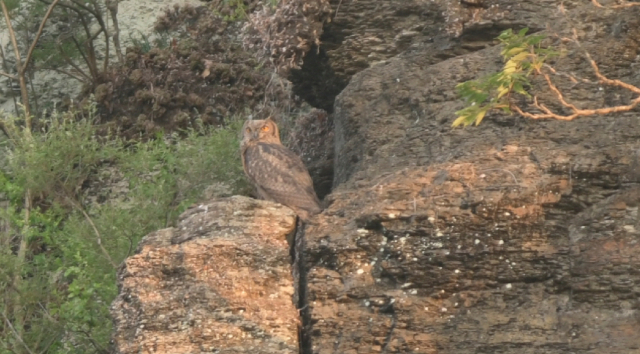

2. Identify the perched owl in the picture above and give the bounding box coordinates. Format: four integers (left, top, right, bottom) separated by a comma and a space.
241, 117, 321, 221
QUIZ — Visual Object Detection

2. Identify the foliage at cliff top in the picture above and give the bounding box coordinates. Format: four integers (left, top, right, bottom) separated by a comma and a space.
453, 28, 558, 127
455, 25, 640, 127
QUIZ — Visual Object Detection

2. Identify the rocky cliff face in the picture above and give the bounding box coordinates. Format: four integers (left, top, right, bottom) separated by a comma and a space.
111, 197, 299, 353
110, 0, 640, 353
306, 1, 640, 352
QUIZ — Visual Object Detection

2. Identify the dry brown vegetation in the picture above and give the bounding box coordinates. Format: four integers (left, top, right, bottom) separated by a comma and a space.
243, 0, 332, 74
88, 4, 302, 138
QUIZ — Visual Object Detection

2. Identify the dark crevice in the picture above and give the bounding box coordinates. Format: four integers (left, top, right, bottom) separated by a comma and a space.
380, 306, 397, 354
289, 44, 347, 113
293, 219, 313, 354
459, 24, 543, 43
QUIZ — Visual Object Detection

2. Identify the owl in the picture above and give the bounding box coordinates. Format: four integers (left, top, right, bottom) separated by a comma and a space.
240, 117, 322, 221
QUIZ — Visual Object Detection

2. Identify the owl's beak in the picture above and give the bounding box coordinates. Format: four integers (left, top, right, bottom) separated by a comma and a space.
241, 131, 258, 146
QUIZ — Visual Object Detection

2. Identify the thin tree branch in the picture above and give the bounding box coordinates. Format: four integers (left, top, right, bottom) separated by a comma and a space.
0, 40, 19, 113
72, 329, 109, 354
38, 0, 104, 83
1, 0, 61, 124
0, 0, 30, 118
1, 0, 22, 70
1, 311, 35, 354
510, 22, 640, 121
22, 0, 62, 75
45, 67, 87, 83
68, 0, 100, 17
0, 71, 18, 80
71, 35, 93, 76
91, 0, 110, 73
28, 68, 40, 116
105, 0, 123, 63
66, 197, 118, 269
55, 39, 93, 82
76, 15, 101, 82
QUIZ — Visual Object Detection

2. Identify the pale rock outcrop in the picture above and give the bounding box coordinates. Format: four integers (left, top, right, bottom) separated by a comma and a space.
111, 196, 298, 354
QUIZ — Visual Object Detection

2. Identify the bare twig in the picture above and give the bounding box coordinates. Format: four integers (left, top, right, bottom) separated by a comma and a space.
513, 95, 640, 121
1, 0, 29, 118
1, 0, 22, 74
584, 51, 640, 94
2, 311, 36, 354
334, 0, 343, 19
71, 35, 95, 78
55, 39, 93, 81
22, 0, 62, 75
46, 66, 89, 83
510, 25, 640, 121
543, 64, 596, 85
73, 329, 109, 354
0, 71, 18, 80
1, 0, 61, 122
39, 0, 108, 84
0, 41, 19, 113
106, 0, 124, 63
78, 17, 103, 82
66, 197, 118, 269
92, 0, 110, 73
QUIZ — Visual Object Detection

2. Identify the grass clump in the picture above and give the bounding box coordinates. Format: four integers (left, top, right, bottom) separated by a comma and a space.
0, 103, 248, 354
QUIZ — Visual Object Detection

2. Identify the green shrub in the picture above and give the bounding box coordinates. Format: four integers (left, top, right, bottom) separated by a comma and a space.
0, 105, 248, 354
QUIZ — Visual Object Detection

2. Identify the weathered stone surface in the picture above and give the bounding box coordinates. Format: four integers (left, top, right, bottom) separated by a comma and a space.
304, 1, 640, 353
292, 0, 571, 111
110, 196, 298, 354
308, 162, 640, 353
333, 2, 640, 188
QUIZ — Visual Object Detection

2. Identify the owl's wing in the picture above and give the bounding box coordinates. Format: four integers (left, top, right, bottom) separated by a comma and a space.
242, 142, 321, 216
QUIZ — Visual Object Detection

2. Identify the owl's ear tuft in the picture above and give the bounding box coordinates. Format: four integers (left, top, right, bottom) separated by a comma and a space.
267, 118, 280, 140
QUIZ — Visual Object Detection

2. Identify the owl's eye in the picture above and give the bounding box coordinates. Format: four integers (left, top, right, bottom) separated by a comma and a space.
245, 128, 251, 133
261, 126, 270, 132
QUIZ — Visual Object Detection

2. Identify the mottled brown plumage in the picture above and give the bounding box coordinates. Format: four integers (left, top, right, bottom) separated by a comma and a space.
241, 117, 321, 221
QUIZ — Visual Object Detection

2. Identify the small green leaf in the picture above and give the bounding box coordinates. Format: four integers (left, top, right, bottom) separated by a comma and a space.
496, 86, 510, 99
503, 46, 526, 58
453, 27, 547, 127
452, 115, 469, 127
518, 27, 529, 37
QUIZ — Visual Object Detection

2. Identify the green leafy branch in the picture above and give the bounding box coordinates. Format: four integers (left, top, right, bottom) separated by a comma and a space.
453, 28, 559, 127
454, 25, 640, 126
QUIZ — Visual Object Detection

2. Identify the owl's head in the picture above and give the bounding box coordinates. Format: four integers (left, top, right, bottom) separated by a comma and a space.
241, 117, 281, 146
